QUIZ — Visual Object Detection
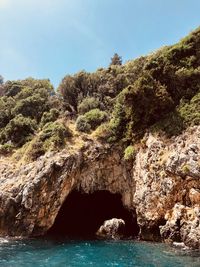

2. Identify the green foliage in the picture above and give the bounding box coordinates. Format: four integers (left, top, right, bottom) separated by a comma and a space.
58, 75, 79, 110
107, 99, 127, 142
76, 109, 108, 132
182, 164, 190, 174
27, 121, 71, 160
178, 92, 200, 126
0, 115, 37, 147
109, 73, 174, 141
4, 81, 23, 97
40, 108, 59, 127
124, 145, 135, 160
78, 97, 101, 114
151, 91, 200, 137
58, 66, 129, 112
12, 93, 49, 121
0, 78, 55, 149
1, 28, 200, 155
75, 115, 91, 133
0, 97, 15, 128
92, 123, 113, 142
107, 28, 200, 141
151, 111, 184, 137
84, 109, 108, 129
39, 121, 71, 150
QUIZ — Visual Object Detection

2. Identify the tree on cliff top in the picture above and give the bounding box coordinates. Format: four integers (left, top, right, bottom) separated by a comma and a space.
110, 53, 122, 66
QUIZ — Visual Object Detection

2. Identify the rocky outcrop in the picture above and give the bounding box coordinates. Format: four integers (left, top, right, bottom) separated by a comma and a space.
96, 218, 125, 239
0, 126, 199, 249
160, 204, 200, 249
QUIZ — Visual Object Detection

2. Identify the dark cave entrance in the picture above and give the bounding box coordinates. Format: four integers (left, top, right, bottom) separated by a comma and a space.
47, 190, 139, 239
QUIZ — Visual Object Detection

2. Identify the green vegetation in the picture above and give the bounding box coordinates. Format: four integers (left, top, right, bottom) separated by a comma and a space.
76, 109, 108, 132
0, 115, 37, 147
28, 121, 71, 160
124, 145, 135, 160
0, 27, 200, 159
40, 108, 60, 127
181, 164, 190, 174
78, 97, 101, 114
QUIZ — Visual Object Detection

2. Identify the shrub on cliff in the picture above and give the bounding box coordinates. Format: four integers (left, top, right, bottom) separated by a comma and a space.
0, 114, 37, 147
0, 97, 15, 128
151, 91, 200, 137
40, 108, 60, 127
77, 97, 101, 114
179, 92, 200, 126
75, 115, 91, 133
76, 109, 108, 132
39, 121, 72, 150
92, 123, 113, 142
12, 90, 50, 122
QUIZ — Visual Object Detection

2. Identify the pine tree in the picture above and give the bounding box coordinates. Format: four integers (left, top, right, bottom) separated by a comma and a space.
110, 53, 122, 66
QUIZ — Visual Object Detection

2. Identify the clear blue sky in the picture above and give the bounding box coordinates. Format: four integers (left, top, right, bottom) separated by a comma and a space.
0, 0, 200, 88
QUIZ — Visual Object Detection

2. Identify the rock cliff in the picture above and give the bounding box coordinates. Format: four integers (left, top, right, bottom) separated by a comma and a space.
0, 126, 199, 249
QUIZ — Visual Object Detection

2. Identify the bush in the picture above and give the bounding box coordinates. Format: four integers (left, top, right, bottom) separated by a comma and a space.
84, 109, 108, 129
124, 145, 135, 160
92, 123, 113, 141
76, 108, 108, 132
75, 115, 91, 133
40, 108, 59, 127
0, 115, 37, 147
178, 92, 200, 126
0, 97, 15, 128
151, 111, 184, 137
12, 93, 49, 121
39, 121, 71, 150
78, 97, 100, 114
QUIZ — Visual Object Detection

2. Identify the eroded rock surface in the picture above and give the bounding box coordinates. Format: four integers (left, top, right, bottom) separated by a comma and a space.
0, 126, 199, 249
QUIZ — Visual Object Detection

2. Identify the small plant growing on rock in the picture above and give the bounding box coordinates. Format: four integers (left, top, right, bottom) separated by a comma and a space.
124, 145, 135, 160
182, 164, 190, 174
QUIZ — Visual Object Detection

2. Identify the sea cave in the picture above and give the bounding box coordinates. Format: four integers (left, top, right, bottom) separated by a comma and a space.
47, 190, 139, 239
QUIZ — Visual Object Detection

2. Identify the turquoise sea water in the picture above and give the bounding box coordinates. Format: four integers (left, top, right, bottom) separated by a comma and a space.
0, 238, 199, 267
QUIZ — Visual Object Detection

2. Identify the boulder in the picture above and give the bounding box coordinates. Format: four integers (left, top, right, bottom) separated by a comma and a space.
96, 218, 125, 239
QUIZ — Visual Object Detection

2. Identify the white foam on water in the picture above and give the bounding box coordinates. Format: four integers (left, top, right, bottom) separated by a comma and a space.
0, 238, 9, 243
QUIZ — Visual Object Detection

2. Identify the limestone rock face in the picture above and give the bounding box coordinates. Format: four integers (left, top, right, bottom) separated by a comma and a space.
132, 126, 200, 245
0, 126, 199, 249
96, 218, 125, 239
160, 204, 200, 249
